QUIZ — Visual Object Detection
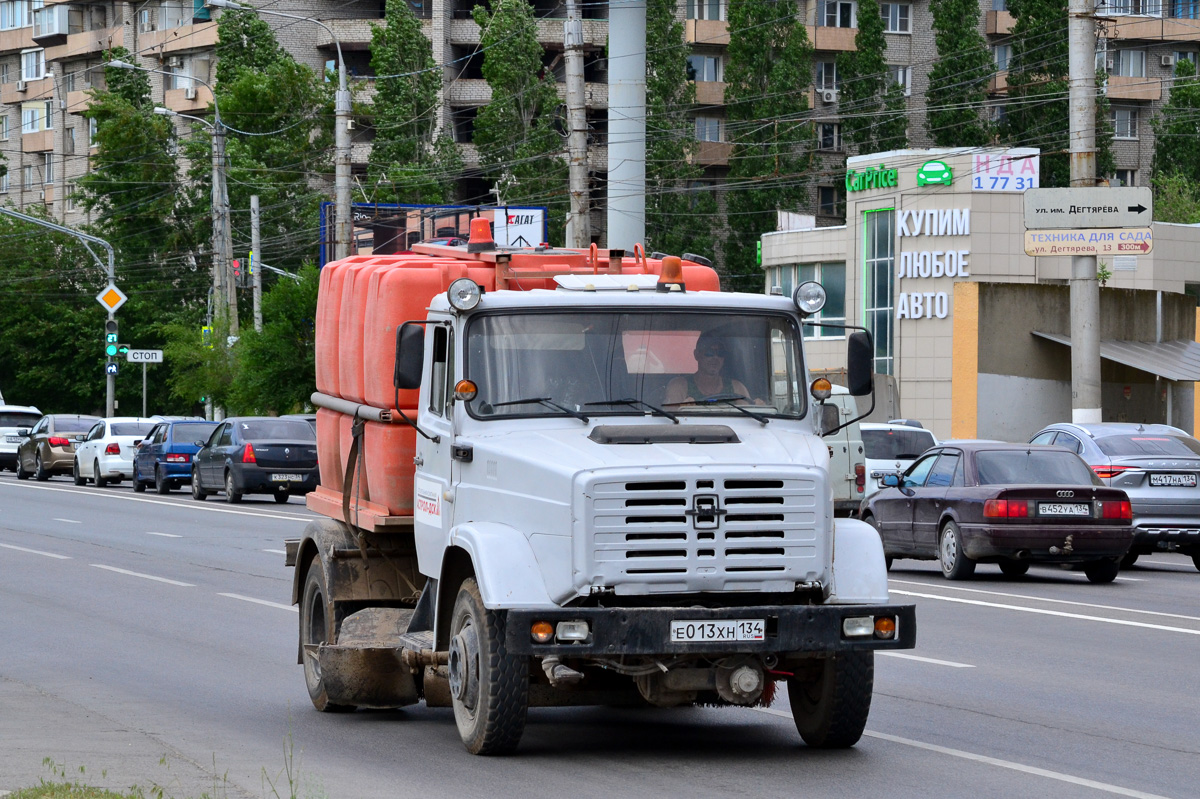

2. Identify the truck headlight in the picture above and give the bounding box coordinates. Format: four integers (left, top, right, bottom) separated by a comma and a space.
842, 616, 874, 638
556, 621, 590, 642
447, 278, 482, 311
793, 281, 827, 316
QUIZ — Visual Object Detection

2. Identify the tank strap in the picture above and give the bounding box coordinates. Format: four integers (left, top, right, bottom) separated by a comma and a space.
341, 414, 371, 566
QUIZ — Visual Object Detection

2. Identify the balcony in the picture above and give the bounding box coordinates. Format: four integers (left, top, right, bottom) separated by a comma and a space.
693, 80, 726, 106
0, 27, 36, 53
989, 72, 1009, 92
690, 140, 732, 167
1106, 74, 1162, 100
986, 11, 1015, 35
314, 18, 386, 51
1098, 15, 1200, 41
32, 5, 83, 44
1, 75, 53, 104
163, 84, 214, 113
22, 129, 53, 152
809, 25, 858, 52
685, 20, 729, 46
65, 87, 94, 115
448, 18, 604, 48
138, 21, 219, 54
44, 25, 120, 61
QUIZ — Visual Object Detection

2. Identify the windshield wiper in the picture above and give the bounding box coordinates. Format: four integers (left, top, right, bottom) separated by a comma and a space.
492, 397, 590, 424
664, 393, 770, 426
584, 397, 680, 424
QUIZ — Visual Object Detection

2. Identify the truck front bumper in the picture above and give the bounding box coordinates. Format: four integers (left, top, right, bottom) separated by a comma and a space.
505, 603, 916, 657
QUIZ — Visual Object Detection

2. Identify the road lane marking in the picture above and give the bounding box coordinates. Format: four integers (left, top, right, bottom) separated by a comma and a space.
146, 532, 182, 538
219, 593, 297, 613
90, 564, 194, 586
889, 579, 1200, 623
0, 542, 71, 559
0, 481, 313, 523
890, 589, 1200, 636
879, 652, 974, 668
52, 518, 81, 524
263, 548, 287, 555
751, 707, 1174, 799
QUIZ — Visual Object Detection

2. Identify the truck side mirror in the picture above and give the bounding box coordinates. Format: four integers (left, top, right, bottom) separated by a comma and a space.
846, 331, 874, 397
394, 323, 425, 390
819, 403, 839, 436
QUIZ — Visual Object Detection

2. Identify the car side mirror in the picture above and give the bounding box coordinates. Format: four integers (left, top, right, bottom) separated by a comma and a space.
882, 474, 899, 487
394, 322, 425, 390
16, 428, 29, 437
194, 441, 206, 447
846, 331, 874, 397
74, 434, 84, 442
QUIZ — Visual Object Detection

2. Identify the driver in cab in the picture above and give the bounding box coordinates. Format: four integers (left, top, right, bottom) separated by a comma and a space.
664, 334, 761, 406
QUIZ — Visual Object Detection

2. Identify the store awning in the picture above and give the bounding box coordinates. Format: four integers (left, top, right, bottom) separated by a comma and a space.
1032, 331, 1200, 382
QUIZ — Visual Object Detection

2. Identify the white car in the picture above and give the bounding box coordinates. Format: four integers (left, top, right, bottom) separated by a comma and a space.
860, 421, 939, 502
0, 404, 42, 472
72, 417, 158, 487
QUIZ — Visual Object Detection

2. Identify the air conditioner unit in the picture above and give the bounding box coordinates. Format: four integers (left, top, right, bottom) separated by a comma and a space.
184, 86, 196, 100
166, 56, 182, 68
1162, 54, 1176, 67
821, 89, 838, 104
15, 80, 26, 92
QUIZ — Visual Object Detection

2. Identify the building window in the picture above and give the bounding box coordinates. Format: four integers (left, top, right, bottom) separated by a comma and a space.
880, 2, 910, 32
818, 185, 843, 216
816, 61, 839, 91
1111, 49, 1146, 77
1112, 107, 1139, 139
687, 54, 722, 83
993, 43, 1012, 72
889, 65, 912, 95
43, 151, 52, 184
43, 99, 51, 129
800, 263, 847, 338
158, 0, 187, 29
1111, 168, 1137, 186
64, 125, 73, 154
1172, 0, 1198, 17
863, 209, 895, 376
21, 104, 38, 133
818, 122, 842, 151
1106, 0, 1162, 14
23, 164, 33, 190
1175, 50, 1197, 71
20, 48, 44, 81
65, 180, 74, 210
686, 0, 724, 21
823, 0, 857, 27
0, 171, 8, 193
993, 0, 1008, 9
694, 115, 722, 142
0, 114, 7, 140
88, 116, 97, 147
0, 63, 7, 84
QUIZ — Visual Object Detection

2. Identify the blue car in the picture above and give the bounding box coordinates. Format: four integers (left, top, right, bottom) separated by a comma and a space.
132, 419, 220, 494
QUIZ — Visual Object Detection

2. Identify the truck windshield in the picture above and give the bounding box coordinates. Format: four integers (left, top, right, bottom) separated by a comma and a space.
465, 311, 806, 421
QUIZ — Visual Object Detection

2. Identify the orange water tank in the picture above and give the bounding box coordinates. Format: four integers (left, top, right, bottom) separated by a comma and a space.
362, 420, 417, 516
338, 261, 394, 404
315, 261, 346, 395
315, 408, 343, 492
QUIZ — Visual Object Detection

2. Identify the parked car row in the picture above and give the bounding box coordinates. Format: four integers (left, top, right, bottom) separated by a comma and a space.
4, 413, 318, 504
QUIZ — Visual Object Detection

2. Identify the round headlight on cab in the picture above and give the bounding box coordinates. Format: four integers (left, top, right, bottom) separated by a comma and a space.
793, 281, 827, 317
811, 377, 832, 402
447, 278, 483, 311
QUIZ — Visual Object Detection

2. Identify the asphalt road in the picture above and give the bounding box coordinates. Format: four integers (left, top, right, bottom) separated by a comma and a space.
2, 471, 1197, 799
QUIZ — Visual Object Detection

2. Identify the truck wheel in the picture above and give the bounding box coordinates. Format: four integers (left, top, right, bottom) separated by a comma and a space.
34, 453, 50, 481
448, 577, 528, 755
94, 460, 107, 488
788, 651, 874, 748
1084, 558, 1120, 584
73, 459, 86, 486
999, 559, 1029, 578
939, 521, 975, 580
300, 555, 353, 713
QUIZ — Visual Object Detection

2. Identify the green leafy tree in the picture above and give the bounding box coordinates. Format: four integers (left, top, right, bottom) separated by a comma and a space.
472, 0, 568, 241
723, 0, 814, 291
1153, 59, 1200, 184
837, 0, 907, 153
368, 0, 461, 204
926, 0, 993, 146
1151, 171, 1200, 223
644, 0, 717, 259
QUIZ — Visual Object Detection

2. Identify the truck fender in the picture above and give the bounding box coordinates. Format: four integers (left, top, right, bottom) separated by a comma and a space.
444, 522, 559, 610
827, 518, 891, 604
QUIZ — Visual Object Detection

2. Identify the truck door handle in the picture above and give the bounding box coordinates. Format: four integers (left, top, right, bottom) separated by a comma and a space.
413, 455, 424, 467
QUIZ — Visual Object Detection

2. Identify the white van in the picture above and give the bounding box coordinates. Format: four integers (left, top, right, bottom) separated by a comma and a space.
0, 404, 43, 472
860, 421, 938, 501
820, 387, 866, 516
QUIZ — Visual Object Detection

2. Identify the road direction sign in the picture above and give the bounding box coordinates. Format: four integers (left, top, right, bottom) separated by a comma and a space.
105, 362, 119, 375
1023, 227, 1154, 257
96, 283, 127, 313
1023, 187, 1152, 230
126, 349, 164, 363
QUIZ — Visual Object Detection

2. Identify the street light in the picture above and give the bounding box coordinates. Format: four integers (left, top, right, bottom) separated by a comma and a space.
206, 0, 352, 263
109, 58, 237, 337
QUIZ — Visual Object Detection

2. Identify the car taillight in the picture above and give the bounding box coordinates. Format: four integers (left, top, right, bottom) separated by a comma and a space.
242, 443, 257, 463
1092, 465, 1135, 480
1100, 500, 1133, 520
854, 463, 865, 493
166, 453, 190, 463
48, 436, 71, 447
105, 443, 120, 455
983, 498, 1029, 518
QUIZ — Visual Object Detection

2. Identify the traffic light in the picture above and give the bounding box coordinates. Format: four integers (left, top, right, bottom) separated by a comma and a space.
232, 258, 244, 288
105, 319, 119, 356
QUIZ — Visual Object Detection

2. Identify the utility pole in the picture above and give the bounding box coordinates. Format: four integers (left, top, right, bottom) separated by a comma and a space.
251, 194, 262, 333
564, 0, 590, 247
1068, 0, 1101, 423
606, 0, 646, 250
211, 110, 228, 332
216, 113, 237, 337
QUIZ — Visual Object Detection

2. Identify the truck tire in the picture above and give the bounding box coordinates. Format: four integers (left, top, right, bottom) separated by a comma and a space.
788, 651, 874, 749
448, 577, 528, 755
300, 555, 353, 713
939, 521, 975, 580
1084, 558, 1120, 584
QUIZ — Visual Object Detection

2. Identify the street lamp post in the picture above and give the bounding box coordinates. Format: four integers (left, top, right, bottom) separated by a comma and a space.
207, 0, 352, 262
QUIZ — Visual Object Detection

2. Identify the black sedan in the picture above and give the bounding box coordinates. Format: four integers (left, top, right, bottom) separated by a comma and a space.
861, 442, 1133, 583
191, 417, 318, 504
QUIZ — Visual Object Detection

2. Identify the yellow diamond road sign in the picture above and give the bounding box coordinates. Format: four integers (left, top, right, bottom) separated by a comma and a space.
96, 283, 127, 313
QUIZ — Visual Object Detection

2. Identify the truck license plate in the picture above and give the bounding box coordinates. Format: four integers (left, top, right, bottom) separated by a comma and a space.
271, 473, 303, 482
1150, 473, 1196, 487
670, 619, 765, 643
1038, 503, 1090, 516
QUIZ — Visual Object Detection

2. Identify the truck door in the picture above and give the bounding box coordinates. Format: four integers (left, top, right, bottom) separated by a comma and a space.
413, 322, 456, 570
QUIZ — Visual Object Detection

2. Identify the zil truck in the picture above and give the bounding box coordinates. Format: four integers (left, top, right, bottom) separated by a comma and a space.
287, 221, 916, 755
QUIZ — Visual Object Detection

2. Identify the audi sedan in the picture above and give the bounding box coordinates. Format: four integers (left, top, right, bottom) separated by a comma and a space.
861, 442, 1133, 583
191, 417, 318, 503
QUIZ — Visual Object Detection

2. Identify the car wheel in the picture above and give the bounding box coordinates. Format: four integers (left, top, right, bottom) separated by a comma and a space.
34, 453, 50, 481
999, 559, 1030, 578
16, 455, 30, 480
1084, 558, 1120, 584
93, 460, 107, 488
273, 492, 290, 504
1121, 551, 1139, 569
300, 555, 354, 713
191, 467, 207, 501
788, 651, 874, 749
939, 521, 975, 580
132, 463, 146, 492
155, 467, 171, 495
224, 470, 243, 504
73, 459, 86, 486
1192, 552, 1200, 573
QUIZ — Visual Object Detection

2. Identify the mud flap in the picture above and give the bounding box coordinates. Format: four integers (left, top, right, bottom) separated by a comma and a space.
308, 607, 420, 709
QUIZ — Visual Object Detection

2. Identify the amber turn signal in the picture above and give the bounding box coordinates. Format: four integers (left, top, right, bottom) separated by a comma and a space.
811, 377, 832, 401
455, 380, 478, 401
874, 617, 897, 639
531, 621, 554, 643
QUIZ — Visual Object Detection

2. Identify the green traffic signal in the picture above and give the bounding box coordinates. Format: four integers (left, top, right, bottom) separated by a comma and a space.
104, 319, 119, 356
106, 343, 118, 356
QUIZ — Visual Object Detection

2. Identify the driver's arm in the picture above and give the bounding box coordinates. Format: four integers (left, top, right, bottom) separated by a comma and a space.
663, 376, 692, 405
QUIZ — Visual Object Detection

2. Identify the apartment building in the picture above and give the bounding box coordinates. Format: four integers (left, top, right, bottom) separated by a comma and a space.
0, 0, 1190, 238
